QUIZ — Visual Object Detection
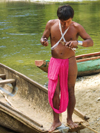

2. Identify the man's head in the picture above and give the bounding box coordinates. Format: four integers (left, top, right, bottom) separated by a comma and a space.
57, 5, 74, 20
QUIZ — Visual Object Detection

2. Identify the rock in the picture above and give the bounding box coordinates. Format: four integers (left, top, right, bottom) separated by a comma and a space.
97, 97, 100, 101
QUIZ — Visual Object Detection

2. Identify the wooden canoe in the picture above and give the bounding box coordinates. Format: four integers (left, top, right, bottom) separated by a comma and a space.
35, 52, 100, 77
0, 63, 90, 133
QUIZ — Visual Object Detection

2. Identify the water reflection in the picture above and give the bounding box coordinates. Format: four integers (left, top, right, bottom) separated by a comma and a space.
0, 1, 100, 86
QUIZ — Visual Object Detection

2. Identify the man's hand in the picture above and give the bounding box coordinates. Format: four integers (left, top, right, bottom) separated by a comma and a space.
40, 37, 49, 46
65, 41, 78, 48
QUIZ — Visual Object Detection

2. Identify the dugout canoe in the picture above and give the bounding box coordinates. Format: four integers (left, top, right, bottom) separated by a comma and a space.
0, 63, 90, 133
35, 52, 100, 77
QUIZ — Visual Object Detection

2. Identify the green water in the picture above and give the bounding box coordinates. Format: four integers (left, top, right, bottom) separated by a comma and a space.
0, 1, 100, 86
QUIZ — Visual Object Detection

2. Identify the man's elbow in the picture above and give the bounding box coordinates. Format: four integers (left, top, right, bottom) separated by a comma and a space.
90, 39, 94, 46
88, 38, 94, 47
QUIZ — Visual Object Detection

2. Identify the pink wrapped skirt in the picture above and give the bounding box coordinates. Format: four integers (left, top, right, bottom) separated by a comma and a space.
48, 57, 69, 114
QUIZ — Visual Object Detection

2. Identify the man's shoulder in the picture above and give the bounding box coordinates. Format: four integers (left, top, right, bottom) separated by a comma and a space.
72, 21, 85, 31
72, 21, 82, 28
47, 19, 58, 26
72, 21, 86, 33
45, 19, 58, 31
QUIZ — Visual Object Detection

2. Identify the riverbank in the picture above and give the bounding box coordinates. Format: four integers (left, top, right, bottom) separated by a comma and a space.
75, 73, 100, 133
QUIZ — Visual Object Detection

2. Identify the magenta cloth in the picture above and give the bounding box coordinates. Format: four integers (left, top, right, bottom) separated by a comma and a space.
48, 57, 69, 114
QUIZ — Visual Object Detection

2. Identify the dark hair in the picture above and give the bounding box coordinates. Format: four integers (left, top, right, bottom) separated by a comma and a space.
57, 5, 74, 20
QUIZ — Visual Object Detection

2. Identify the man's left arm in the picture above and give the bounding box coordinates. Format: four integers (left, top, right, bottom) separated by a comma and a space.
77, 24, 93, 47
65, 24, 93, 48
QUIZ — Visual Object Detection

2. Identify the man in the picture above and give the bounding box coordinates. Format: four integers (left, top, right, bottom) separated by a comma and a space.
40, 5, 93, 132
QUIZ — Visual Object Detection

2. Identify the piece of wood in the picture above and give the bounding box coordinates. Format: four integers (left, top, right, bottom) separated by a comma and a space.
0, 79, 15, 85
0, 90, 14, 107
35, 60, 45, 67
81, 123, 99, 133
75, 52, 100, 60
0, 74, 6, 79
76, 56, 100, 63
74, 108, 89, 121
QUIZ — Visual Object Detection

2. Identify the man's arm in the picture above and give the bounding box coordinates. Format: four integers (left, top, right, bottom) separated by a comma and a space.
40, 20, 51, 46
77, 24, 93, 47
65, 24, 93, 48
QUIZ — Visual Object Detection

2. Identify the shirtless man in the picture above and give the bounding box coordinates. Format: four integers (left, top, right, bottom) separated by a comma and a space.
40, 5, 93, 132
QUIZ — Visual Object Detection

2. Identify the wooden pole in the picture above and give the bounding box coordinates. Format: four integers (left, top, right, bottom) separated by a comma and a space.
74, 108, 89, 120
81, 123, 99, 133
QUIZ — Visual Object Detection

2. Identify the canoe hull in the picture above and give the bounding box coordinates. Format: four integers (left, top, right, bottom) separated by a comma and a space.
0, 63, 89, 133
0, 109, 35, 133
0, 63, 51, 133
77, 58, 100, 76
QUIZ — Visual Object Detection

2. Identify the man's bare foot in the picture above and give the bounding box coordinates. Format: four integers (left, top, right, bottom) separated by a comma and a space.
67, 119, 78, 129
48, 121, 61, 132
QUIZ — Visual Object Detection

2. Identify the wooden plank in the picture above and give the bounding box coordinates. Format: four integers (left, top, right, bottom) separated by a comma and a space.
76, 52, 100, 60
0, 74, 6, 79
0, 79, 15, 85
81, 123, 99, 133
76, 56, 100, 62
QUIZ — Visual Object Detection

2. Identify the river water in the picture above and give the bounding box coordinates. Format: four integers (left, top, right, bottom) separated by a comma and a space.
0, 0, 100, 132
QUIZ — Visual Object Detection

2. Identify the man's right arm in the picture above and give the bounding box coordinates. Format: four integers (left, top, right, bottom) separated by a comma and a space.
40, 20, 51, 46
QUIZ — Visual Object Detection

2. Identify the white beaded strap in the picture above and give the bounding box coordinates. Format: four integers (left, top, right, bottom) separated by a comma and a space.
51, 21, 69, 50
59, 21, 69, 43
59, 21, 76, 51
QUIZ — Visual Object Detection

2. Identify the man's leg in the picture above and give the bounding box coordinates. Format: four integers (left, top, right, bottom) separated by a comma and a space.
67, 56, 78, 129
49, 77, 61, 132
